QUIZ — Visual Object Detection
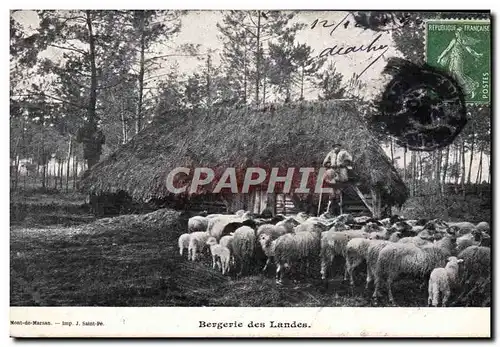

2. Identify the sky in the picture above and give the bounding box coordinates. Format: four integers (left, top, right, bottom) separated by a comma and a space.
11, 10, 490, 182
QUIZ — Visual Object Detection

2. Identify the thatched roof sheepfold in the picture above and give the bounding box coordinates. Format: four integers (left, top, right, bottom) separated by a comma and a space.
80, 100, 409, 207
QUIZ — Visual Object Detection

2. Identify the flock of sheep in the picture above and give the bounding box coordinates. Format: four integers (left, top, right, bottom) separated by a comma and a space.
177, 210, 491, 306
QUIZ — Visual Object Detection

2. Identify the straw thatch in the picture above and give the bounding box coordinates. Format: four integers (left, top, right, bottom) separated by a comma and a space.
80, 100, 408, 207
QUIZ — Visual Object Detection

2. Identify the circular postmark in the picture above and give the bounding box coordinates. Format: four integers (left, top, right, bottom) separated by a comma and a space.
373, 58, 467, 151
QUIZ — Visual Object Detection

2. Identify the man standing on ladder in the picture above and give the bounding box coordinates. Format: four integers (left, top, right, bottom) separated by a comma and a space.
322, 142, 353, 215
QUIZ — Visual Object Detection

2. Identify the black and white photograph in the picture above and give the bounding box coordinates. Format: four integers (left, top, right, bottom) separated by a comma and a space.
9, 8, 491, 337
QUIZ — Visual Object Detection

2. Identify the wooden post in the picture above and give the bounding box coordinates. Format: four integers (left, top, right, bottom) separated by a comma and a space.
370, 188, 382, 219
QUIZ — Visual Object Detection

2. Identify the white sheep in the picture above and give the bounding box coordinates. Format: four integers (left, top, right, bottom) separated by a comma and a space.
219, 234, 235, 265
206, 237, 231, 275
345, 232, 402, 288
427, 256, 463, 307
187, 231, 210, 262
320, 229, 369, 281
178, 233, 191, 257
231, 226, 256, 276
188, 216, 209, 233
373, 231, 458, 305
273, 226, 322, 283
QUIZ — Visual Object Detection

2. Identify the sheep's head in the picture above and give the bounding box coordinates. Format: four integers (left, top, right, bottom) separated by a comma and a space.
447, 256, 464, 265
388, 231, 402, 242
446, 226, 461, 238
389, 221, 413, 237
425, 219, 449, 232
472, 229, 483, 242
476, 221, 490, 234
206, 237, 218, 246
258, 233, 272, 247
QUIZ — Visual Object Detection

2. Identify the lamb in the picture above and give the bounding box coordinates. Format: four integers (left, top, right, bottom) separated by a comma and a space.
320, 229, 369, 281
206, 237, 231, 275
373, 230, 458, 305
188, 215, 209, 233
219, 234, 235, 265
187, 231, 210, 261
231, 226, 256, 276
178, 233, 191, 257
273, 226, 322, 283
219, 234, 234, 253
427, 256, 463, 307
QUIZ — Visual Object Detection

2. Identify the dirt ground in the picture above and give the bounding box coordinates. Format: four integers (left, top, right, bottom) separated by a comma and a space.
10, 191, 475, 307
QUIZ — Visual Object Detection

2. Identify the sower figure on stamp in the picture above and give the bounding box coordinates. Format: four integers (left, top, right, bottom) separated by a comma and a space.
322, 143, 353, 215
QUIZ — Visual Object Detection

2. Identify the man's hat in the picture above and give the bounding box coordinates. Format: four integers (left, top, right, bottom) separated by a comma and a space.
332, 142, 342, 147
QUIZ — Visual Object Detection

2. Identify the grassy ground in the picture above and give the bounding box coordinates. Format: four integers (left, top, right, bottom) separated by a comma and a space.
11, 191, 478, 307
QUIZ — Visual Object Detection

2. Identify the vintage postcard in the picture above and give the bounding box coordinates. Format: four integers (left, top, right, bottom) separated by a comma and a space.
10, 10, 491, 338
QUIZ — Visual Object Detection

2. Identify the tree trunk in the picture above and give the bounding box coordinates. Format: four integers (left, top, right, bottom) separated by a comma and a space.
254, 11, 261, 108
243, 43, 247, 104
475, 148, 483, 184
390, 138, 394, 164
59, 159, 63, 189
467, 130, 475, 184
403, 147, 407, 182
42, 160, 46, 189
418, 152, 423, 194
454, 145, 459, 193
121, 112, 128, 144
136, 11, 146, 135
206, 54, 212, 109
53, 159, 58, 189
85, 10, 101, 169
441, 146, 450, 193
436, 149, 442, 194
73, 155, 78, 190
460, 138, 466, 197
300, 64, 305, 100
66, 136, 72, 193
262, 64, 267, 108
487, 155, 490, 184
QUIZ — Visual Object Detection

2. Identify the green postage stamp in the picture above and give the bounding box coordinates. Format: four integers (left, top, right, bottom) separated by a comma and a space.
425, 19, 491, 104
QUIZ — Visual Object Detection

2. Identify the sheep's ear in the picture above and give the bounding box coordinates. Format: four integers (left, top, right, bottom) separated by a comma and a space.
457, 259, 464, 263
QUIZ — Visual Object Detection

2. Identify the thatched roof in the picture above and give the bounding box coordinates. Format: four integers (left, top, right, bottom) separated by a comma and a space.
80, 100, 409, 206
